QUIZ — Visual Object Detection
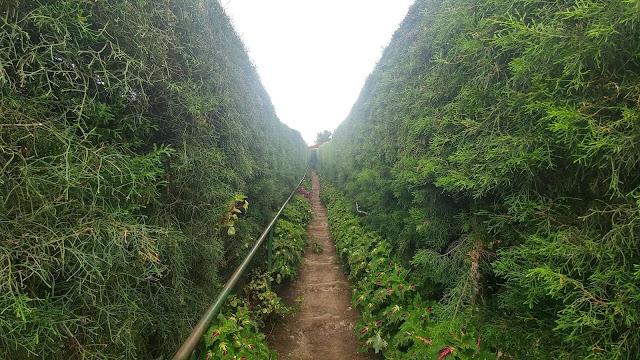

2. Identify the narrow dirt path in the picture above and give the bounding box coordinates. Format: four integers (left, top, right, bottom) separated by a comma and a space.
267, 171, 370, 360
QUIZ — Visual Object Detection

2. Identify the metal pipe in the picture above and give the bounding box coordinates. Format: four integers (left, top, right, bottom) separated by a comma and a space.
267, 226, 274, 272
171, 172, 307, 360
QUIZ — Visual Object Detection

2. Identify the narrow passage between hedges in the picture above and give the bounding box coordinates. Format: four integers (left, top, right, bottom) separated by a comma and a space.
267, 171, 370, 360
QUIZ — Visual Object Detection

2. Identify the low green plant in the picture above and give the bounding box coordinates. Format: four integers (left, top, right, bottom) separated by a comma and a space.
243, 272, 292, 323
201, 297, 276, 360
321, 181, 493, 359
198, 194, 312, 358
271, 195, 312, 283
311, 242, 324, 254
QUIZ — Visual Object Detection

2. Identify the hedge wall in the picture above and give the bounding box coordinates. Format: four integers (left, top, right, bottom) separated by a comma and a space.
320, 0, 640, 358
0, 1, 306, 358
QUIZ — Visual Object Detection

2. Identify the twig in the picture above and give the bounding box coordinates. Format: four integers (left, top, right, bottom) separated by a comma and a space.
0, 123, 43, 128
355, 202, 368, 215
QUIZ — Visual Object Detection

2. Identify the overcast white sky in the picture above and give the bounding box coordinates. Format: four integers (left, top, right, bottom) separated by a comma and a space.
221, 0, 414, 144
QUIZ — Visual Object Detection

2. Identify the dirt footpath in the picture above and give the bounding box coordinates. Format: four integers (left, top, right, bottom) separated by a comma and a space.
267, 172, 370, 360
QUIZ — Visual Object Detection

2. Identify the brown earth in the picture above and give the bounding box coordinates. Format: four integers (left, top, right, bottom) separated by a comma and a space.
267, 171, 371, 360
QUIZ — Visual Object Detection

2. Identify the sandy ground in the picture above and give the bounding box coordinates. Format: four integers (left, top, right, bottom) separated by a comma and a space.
266, 172, 372, 360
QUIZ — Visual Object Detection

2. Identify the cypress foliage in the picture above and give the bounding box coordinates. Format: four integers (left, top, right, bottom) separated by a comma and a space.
1, 1, 306, 358
320, 0, 640, 358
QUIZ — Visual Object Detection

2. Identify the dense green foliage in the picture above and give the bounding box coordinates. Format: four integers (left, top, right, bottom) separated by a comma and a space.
0, 1, 306, 358
322, 182, 492, 359
320, 0, 640, 358
272, 196, 313, 283
200, 194, 311, 360
202, 297, 276, 360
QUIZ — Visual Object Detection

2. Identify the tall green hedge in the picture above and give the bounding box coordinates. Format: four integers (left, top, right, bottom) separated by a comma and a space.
0, 1, 306, 358
320, 0, 640, 358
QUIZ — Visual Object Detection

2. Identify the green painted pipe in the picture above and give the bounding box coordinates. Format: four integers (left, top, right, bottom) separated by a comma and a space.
171, 171, 307, 360
267, 224, 274, 272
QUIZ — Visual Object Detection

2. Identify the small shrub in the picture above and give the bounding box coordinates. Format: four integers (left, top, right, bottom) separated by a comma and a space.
202, 297, 276, 360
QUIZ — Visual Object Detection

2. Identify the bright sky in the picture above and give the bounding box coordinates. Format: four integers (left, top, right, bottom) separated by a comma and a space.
222, 0, 414, 144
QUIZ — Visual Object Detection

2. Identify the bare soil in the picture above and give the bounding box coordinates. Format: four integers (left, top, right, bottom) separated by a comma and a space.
267, 172, 371, 360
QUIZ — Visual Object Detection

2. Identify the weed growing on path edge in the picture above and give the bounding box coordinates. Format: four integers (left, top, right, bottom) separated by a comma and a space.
311, 242, 324, 254
199, 195, 312, 359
